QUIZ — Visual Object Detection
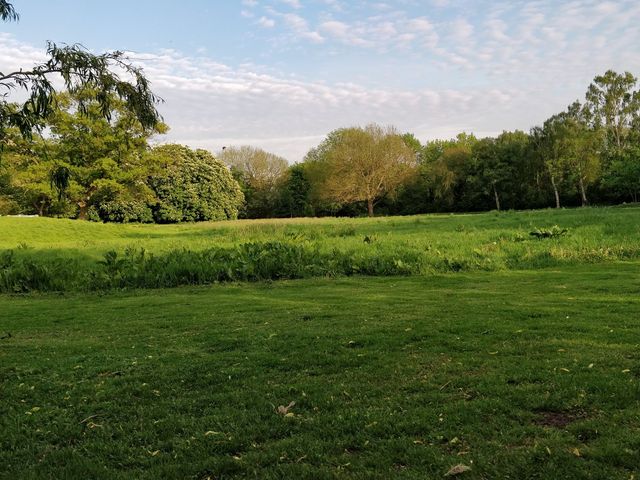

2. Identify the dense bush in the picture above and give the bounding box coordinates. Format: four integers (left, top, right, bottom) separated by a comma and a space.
148, 145, 245, 223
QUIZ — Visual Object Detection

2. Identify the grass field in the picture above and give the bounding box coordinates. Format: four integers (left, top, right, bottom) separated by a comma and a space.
1, 206, 640, 292
1, 208, 640, 478
1, 265, 639, 478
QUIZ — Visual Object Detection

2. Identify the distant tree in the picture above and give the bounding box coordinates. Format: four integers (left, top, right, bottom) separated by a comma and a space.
401, 132, 422, 158
602, 146, 640, 203
471, 138, 507, 210
0, 129, 62, 216
585, 70, 640, 151
302, 129, 351, 215
147, 145, 244, 223
423, 134, 477, 210
0, 0, 161, 165
219, 145, 289, 218
312, 124, 417, 216
279, 163, 313, 217
531, 115, 570, 209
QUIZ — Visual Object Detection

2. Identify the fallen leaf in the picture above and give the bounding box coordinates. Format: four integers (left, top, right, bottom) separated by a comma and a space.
571, 448, 581, 457
445, 464, 471, 476
277, 401, 295, 415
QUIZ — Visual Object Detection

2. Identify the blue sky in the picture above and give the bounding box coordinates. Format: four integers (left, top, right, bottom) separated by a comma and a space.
2, 0, 640, 161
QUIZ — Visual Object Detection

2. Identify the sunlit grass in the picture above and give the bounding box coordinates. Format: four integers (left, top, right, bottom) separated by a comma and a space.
1, 206, 639, 292
1, 265, 638, 478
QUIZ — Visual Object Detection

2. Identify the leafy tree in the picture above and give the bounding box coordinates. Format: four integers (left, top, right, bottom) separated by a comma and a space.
585, 70, 640, 151
279, 163, 313, 217
602, 146, 640, 203
531, 115, 571, 208
147, 145, 244, 223
0, 128, 74, 216
401, 133, 422, 159
423, 134, 477, 210
311, 124, 417, 216
43, 90, 166, 220
218, 146, 289, 218
302, 129, 351, 215
0, 0, 161, 160
471, 138, 505, 210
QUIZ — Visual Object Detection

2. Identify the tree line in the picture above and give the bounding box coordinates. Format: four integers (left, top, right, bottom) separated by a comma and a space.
234, 69, 640, 218
1, 69, 639, 221
2, 2, 639, 222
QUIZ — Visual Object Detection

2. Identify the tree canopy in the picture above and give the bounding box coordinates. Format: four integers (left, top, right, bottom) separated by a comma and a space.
0, 1, 162, 146
308, 124, 417, 216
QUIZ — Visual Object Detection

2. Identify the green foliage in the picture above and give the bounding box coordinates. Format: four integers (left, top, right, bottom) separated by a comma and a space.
0, 0, 18, 21
0, 2, 161, 141
2, 69, 640, 221
602, 146, 640, 202
306, 124, 417, 216
219, 146, 289, 219
279, 163, 313, 217
147, 145, 244, 223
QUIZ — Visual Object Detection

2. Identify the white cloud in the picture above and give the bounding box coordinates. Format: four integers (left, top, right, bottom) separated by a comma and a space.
3, 0, 640, 162
258, 16, 276, 27
280, 0, 301, 8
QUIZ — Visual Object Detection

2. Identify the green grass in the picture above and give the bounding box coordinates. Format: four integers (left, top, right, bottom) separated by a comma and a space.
1, 264, 639, 479
2, 206, 640, 256
1, 206, 640, 292
2, 208, 640, 477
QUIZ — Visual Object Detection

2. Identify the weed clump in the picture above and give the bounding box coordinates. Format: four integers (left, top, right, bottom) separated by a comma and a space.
530, 225, 569, 239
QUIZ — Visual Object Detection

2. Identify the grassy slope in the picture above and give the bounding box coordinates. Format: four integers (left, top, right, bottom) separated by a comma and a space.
1, 206, 639, 256
1, 264, 639, 479
1, 207, 640, 294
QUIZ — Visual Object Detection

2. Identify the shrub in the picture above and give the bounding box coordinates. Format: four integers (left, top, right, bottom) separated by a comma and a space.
147, 145, 244, 223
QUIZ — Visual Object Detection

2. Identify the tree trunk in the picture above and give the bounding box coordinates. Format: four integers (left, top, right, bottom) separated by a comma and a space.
77, 201, 88, 220
367, 198, 374, 217
34, 202, 44, 217
550, 175, 561, 209
492, 183, 501, 211
578, 176, 588, 206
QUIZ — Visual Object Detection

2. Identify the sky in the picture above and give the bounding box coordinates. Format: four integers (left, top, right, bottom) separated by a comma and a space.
2, 0, 640, 162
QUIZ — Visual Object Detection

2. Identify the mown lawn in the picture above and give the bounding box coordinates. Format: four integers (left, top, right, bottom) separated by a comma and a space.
1, 264, 639, 479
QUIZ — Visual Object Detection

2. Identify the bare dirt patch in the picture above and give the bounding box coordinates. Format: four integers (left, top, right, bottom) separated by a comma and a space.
533, 411, 585, 428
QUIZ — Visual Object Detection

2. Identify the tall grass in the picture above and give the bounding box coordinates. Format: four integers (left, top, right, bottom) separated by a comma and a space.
1, 206, 639, 293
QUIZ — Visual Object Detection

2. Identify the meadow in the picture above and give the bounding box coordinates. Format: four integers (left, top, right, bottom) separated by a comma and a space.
1, 206, 640, 293
1, 207, 640, 478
